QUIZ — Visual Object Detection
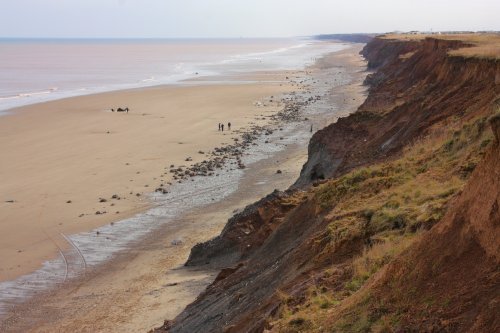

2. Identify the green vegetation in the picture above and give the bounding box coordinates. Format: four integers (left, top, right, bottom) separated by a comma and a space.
270, 113, 494, 332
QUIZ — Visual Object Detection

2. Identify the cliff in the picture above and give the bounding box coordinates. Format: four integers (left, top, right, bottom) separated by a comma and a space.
309, 113, 500, 332
295, 37, 498, 187
155, 35, 500, 333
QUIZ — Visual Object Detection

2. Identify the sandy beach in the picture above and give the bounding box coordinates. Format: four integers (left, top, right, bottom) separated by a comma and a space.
1, 44, 367, 332
0, 80, 292, 281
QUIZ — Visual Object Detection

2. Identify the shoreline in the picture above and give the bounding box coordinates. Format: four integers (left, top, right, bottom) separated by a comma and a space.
0, 39, 348, 114
0, 44, 367, 331
0, 80, 293, 282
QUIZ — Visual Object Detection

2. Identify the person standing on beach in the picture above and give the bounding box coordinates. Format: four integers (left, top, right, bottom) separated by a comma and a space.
218, 123, 221, 131
228, 122, 231, 130
221, 123, 224, 131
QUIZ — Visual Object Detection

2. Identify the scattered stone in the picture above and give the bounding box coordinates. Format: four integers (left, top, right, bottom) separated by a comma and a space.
135, 83, 313, 185
155, 187, 168, 194
66, 200, 72, 203
99, 198, 107, 203
276, 170, 282, 174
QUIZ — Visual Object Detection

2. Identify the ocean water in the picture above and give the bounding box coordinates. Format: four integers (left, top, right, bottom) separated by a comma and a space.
0, 38, 346, 112
0, 38, 352, 319
0, 51, 355, 319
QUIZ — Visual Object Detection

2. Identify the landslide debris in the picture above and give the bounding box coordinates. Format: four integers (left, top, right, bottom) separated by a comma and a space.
155, 35, 500, 333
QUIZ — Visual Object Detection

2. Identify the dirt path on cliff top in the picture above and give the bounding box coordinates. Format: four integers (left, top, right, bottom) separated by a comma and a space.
0, 45, 367, 333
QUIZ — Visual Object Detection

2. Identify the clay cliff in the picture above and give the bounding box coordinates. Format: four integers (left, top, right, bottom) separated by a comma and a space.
295, 37, 497, 187
155, 35, 500, 333
328, 114, 499, 332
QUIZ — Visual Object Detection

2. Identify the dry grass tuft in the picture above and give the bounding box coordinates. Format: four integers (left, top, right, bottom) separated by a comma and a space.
382, 33, 500, 59
269, 108, 496, 332
349, 233, 421, 292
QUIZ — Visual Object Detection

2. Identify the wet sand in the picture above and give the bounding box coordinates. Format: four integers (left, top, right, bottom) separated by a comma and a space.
0, 81, 292, 281
0, 44, 368, 332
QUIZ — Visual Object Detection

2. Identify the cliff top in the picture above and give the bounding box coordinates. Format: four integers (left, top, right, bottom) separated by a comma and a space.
381, 32, 500, 59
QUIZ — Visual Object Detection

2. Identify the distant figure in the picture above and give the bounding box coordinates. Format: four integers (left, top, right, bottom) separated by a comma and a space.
310, 124, 313, 132
218, 123, 221, 131
221, 124, 224, 132
228, 122, 231, 130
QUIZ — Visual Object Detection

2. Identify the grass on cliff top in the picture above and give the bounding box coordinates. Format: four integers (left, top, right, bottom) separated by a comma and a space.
269, 113, 495, 333
382, 33, 500, 59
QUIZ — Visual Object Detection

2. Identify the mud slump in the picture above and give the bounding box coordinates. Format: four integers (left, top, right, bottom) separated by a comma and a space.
0, 45, 367, 326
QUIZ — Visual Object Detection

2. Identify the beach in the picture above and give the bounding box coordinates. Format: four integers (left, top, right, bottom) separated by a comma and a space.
0, 43, 367, 332
0, 80, 293, 281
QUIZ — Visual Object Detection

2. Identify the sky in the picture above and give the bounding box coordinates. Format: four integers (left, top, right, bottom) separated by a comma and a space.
0, 0, 498, 38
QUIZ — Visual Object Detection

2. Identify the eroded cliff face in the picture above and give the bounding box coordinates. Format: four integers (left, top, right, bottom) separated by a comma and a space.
295, 37, 498, 187
155, 37, 500, 333
328, 115, 500, 332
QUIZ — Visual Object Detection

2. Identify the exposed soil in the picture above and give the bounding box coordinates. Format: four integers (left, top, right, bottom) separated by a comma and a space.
0, 45, 368, 332
156, 36, 500, 333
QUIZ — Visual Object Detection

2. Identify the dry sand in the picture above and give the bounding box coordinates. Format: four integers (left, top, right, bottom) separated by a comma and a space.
0, 81, 292, 281
0, 44, 368, 333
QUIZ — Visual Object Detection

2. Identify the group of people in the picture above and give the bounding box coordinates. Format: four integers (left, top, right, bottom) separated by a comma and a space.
218, 122, 231, 132
111, 107, 129, 113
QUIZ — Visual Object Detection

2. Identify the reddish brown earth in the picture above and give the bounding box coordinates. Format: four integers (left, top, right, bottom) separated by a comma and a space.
295, 37, 498, 187
154, 36, 500, 333
339, 114, 500, 332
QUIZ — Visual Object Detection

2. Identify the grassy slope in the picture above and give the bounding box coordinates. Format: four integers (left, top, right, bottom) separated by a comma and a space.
271, 110, 496, 332
269, 35, 499, 332
382, 33, 500, 59
155, 34, 499, 333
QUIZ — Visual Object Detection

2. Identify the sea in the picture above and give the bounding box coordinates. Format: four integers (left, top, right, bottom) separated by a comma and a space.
0, 37, 351, 320
0, 37, 346, 113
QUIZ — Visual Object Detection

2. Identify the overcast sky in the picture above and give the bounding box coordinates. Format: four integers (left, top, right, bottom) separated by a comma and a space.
1, 0, 498, 38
